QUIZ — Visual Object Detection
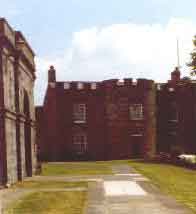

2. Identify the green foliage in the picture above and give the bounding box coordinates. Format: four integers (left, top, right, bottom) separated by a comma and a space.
187, 35, 196, 76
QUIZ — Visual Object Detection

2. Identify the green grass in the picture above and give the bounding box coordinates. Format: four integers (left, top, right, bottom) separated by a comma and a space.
6, 160, 196, 213
128, 160, 196, 213
42, 161, 113, 176
6, 191, 87, 214
12, 180, 88, 189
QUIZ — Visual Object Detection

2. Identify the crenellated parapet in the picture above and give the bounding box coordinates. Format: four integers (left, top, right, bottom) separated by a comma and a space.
47, 76, 155, 93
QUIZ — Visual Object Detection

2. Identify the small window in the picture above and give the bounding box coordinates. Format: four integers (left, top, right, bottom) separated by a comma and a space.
129, 104, 143, 120
73, 133, 88, 154
73, 104, 86, 123
77, 82, 84, 90
91, 83, 97, 90
64, 82, 70, 89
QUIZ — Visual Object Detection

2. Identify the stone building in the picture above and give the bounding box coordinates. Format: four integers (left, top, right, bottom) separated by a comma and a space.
0, 18, 37, 186
36, 66, 156, 161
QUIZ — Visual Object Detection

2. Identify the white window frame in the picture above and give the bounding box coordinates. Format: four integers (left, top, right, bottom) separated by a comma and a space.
73, 133, 88, 154
129, 104, 144, 120
73, 103, 86, 123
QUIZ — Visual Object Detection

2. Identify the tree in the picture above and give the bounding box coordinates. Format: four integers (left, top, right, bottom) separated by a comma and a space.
187, 35, 196, 76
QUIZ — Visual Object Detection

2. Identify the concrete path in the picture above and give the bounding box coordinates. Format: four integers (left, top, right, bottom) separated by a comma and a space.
86, 164, 193, 214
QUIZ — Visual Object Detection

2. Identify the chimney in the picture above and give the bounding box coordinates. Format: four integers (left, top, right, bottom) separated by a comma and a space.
48, 65, 56, 83
171, 67, 181, 82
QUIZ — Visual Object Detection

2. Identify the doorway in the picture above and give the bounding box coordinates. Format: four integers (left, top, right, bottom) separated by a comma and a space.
131, 136, 143, 158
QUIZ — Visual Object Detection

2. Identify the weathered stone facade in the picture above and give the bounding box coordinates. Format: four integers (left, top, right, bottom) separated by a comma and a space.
0, 18, 37, 186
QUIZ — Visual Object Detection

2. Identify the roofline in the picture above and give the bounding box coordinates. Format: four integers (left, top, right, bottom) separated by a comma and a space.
15, 31, 35, 56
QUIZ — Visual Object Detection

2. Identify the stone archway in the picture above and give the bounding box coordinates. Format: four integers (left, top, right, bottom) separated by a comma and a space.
24, 90, 32, 177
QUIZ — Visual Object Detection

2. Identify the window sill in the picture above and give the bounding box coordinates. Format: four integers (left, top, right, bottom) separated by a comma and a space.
74, 121, 86, 124
130, 119, 144, 121
168, 120, 178, 122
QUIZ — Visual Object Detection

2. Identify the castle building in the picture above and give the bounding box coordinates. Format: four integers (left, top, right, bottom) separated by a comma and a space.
157, 68, 196, 154
0, 19, 37, 186
36, 66, 157, 161
37, 66, 196, 162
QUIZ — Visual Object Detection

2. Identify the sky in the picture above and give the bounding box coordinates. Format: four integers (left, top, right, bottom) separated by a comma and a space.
1, 0, 196, 104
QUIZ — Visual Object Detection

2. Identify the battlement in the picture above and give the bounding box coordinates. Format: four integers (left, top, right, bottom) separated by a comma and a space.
48, 78, 155, 91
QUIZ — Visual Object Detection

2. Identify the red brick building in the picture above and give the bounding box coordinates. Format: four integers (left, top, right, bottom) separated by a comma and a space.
36, 66, 156, 161
37, 66, 196, 161
157, 68, 196, 154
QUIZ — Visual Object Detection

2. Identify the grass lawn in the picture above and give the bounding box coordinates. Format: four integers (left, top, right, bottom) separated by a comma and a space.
42, 161, 113, 176
128, 160, 196, 213
12, 180, 88, 189
6, 191, 87, 214
6, 160, 196, 213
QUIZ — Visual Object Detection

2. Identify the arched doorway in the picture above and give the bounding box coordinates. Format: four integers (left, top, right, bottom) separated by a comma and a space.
24, 90, 32, 176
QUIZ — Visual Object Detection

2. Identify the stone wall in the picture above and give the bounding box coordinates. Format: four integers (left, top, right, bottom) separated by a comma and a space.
5, 117, 17, 184
0, 18, 37, 186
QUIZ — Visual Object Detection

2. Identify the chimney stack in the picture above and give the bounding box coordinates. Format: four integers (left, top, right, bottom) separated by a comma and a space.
48, 65, 56, 83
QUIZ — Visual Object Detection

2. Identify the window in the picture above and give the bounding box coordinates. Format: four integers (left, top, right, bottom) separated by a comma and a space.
73, 133, 87, 154
73, 104, 86, 123
129, 104, 143, 120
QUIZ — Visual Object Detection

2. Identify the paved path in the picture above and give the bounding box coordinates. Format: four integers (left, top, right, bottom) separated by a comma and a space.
86, 164, 193, 214
0, 164, 193, 214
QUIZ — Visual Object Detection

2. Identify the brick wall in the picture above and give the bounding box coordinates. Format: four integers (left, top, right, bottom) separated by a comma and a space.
38, 76, 157, 161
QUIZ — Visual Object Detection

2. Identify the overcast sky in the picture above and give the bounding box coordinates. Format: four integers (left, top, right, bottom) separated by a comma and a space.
1, 0, 196, 105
